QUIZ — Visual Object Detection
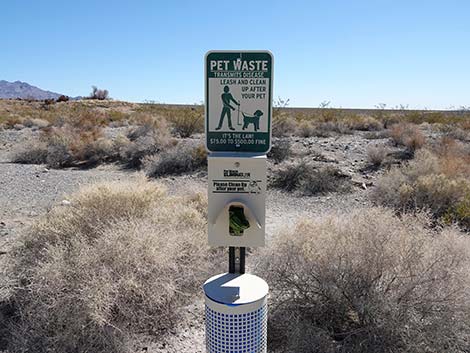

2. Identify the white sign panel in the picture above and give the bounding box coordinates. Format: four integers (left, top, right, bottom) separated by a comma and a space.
205, 51, 273, 153
208, 154, 266, 247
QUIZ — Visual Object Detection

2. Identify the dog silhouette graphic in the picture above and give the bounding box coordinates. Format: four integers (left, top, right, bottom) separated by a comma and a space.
242, 110, 263, 131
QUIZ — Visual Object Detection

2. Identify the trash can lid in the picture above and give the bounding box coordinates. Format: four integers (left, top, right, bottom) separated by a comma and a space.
203, 273, 269, 306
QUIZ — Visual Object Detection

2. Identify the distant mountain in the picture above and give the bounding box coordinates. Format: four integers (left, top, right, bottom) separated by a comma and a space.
0, 80, 63, 100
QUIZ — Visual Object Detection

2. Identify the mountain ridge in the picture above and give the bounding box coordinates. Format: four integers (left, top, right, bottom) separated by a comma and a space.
0, 80, 64, 100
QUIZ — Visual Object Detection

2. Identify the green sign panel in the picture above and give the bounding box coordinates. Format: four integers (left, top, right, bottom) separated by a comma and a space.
205, 51, 273, 153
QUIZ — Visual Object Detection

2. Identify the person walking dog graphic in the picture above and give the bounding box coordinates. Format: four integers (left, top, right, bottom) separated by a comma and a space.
215, 86, 240, 131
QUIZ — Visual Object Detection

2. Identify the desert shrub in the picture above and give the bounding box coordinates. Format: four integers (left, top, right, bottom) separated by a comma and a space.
11, 140, 49, 164
435, 124, 470, 141
433, 137, 470, 177
4, 177, 220, 353
300, 166, 351, 196
460, 118, 470, 131
271, 161, 350, 195
42, 98, 55, 108
296, 120, 351, 137
345, 115, 383, 131
119, 119, 171, 168
11, 118, 171, 169
270, 160, 311, 192
319, 121, 351, 135
297, 120, 317, 137
402, 110, 426, 124
2, 116, 24, 129
22, 118, 50, 129
443, 194, 470, 231
45, 138, 73, 167
426, 112, 450, 124
81, 137, 121, 165
89, 85, 109, 100
382, 114, 402, 128
45, 125, 107, 167
268, 139, 292, 163
366, 144, 388, 167
106, 110, 130, 124
363, 130, 390, 139
399, 111, 453, 125
389, 123, 426, 152
168, 108, 204, 138
56, 95, 69, 102
319, 108, 341, 122
257, 208, 470, 353
373, 148, 470, 230
53, 105, 109, 128
295, 119, 348, 138
145, 142, 207, 177
272, 111, 297, 137
11, 124, 125, 168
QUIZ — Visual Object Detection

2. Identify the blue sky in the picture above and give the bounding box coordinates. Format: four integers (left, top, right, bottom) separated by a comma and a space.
2, 0, 469, 109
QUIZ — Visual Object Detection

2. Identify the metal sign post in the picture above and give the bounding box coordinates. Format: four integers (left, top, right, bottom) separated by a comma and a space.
204, 50, 273, 353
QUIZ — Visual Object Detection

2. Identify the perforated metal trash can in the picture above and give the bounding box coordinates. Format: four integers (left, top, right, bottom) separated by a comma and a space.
204, 273, 269, 353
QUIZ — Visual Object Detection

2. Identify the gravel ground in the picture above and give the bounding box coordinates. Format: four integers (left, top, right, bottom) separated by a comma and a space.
0, 127, 386, 353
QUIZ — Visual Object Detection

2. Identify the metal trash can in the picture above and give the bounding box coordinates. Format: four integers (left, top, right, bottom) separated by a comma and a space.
204, 273, 268, 353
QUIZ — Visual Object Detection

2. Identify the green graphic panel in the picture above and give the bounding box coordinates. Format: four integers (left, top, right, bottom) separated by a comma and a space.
205, 51, 273, 153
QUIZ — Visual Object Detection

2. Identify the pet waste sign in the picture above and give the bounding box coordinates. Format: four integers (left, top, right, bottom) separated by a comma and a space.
205, 51, 273, 153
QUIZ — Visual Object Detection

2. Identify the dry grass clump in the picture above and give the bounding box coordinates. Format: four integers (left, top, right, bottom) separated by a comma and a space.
11, 114, 172, 169
0, 115, 24, 129
343, 115, 383, 131
134, 105, 204, 138
433, 136, 470, 177
107, 110, 131, 126
434, 123, 470, 142
389, 123, 426, 152
11, 139, 49, 164
119, 117, 171, 168
363, 130, 390, 140
267, 138, 292, 163
296, 111, 382, 136
366, 144, 389, 167
400, 111, 466, 125
460, 118, 470, 131
167, 107, 204, 138
271, 160, 351, 195
22, 117, 50, 129
295, 119, 351, 137
373, 144, 470, 230
297, 121, 351, 137
444, 194, 470, 232
318, 121, 352, 135
272, 111, 297, 137
145, 141, 207, 177
296, 120, 318, 137
257, 208, 470, 353
3, 177, 219, 353
54, 104, 110, 127
11, 124, 120, 168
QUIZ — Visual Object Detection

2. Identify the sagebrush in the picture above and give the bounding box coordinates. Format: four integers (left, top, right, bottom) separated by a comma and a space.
271, 160, 351, 195
373, 144, 470, 230
144, 141, 207, 177
257, 208, 470, 353
3, 177, 221, 353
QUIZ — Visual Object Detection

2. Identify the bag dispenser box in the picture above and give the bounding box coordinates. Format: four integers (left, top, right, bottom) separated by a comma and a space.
208, 153, 266, 247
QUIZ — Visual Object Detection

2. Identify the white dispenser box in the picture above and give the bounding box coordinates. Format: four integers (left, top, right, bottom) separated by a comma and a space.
208, 153, 266, 247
